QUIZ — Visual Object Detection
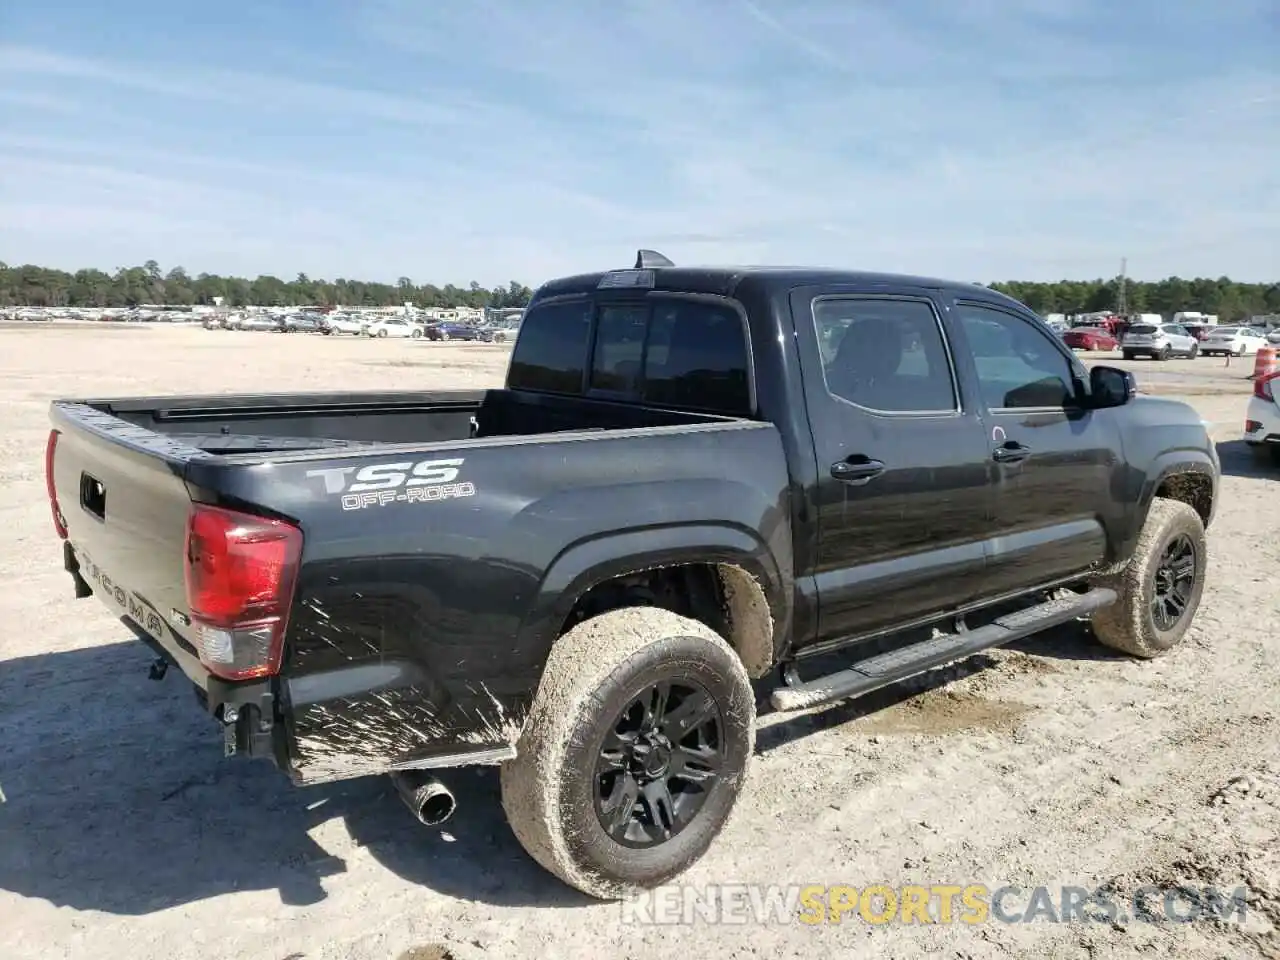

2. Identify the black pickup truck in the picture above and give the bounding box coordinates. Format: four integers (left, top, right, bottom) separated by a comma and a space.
46, 251, 1219, 899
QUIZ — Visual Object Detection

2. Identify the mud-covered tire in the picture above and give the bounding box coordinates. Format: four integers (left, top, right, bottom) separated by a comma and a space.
1089, 498, 1207, 658
499, 606, 755, 901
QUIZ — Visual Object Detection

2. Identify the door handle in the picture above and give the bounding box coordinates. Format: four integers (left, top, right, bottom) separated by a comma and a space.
830, 456, 886, 484
992, 441, 1031, 464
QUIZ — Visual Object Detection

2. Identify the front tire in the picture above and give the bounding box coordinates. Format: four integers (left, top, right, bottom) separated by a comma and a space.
1089, 498, 1207, 658
500, 606, 755, 901
377, 329, 388, 338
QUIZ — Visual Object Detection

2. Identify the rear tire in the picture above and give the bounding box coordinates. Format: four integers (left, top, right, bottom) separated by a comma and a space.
1188, 343, 1199, 359
1158, 346, 1171, 361
1089, 498, 1207, 659
1122, 351, 1135, 361
377, 329, 388, 338
500, 606, 755, 901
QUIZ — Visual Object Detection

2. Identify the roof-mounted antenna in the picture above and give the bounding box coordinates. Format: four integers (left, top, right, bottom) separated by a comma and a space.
634, 249, 674, 269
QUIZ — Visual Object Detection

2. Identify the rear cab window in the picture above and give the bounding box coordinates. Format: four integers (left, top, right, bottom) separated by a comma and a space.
507, 294, 753, 416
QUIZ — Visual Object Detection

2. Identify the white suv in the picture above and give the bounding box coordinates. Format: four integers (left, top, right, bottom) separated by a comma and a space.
1120, 323, 1199, 361
1201, 326, 1268, 357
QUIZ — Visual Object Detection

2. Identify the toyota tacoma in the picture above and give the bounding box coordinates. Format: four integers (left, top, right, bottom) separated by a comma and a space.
46, 250, 1219, 899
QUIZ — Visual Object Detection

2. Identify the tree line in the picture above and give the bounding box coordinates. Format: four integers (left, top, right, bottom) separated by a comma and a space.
0, 261, 535, 310
2, 260, 1277, 321
989, 275, 1279, 322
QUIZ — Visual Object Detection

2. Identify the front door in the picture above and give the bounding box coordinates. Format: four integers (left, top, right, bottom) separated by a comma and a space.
944, 297, 1123, 598
790, 286, 995, 650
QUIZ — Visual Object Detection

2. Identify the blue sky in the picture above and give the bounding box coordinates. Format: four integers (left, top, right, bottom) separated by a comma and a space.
1, 1, 1276, 286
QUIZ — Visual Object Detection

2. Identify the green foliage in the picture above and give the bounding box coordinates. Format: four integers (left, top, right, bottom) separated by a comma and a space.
988, 275, 1280, 323
2, 261, 1276, 322
0, 261, 535, 310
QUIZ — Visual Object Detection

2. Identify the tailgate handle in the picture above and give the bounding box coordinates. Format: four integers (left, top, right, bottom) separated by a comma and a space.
80, 472, 106, 521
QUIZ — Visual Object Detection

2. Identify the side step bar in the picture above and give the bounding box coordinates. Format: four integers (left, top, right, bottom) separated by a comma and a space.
770, 587, 1117, 713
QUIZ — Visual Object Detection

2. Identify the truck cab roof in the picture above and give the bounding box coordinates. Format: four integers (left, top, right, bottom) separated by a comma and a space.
535, 261, 1017, 308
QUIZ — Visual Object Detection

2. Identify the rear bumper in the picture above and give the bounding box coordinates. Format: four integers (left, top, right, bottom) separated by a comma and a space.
63, 540, 281, 756
63, 540, 527, 786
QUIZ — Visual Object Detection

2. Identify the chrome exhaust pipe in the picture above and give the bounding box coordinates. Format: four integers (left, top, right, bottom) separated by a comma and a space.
390, 770, 457, 826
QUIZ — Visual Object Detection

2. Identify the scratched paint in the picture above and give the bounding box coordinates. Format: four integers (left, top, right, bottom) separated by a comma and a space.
290, 681, 526, 786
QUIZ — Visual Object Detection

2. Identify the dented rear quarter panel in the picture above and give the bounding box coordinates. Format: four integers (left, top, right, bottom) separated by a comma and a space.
187, 419, 794, 785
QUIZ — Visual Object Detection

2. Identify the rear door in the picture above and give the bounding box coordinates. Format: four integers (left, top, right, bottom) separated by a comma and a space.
788, 285, 994, 648
944, 297, 1123, 597
1163, 324, 1195, 355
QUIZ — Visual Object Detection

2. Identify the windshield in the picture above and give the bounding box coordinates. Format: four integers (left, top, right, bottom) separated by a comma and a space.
1211, 327, 1239, 336
1128, 325, 1158, 334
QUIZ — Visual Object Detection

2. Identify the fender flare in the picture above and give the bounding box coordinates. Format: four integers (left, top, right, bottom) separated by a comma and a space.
1128, 453, 1217, 556
516, 522, 791, 679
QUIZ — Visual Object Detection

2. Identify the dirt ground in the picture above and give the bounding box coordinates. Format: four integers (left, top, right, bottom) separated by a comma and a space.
1, 325, 1277, 960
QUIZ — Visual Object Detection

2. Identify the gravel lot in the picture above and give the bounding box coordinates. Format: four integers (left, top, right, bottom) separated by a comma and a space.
1, 325, 1277, 960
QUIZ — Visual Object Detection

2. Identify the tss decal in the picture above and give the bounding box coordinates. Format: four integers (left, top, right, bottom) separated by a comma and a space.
306, 458, 476, 511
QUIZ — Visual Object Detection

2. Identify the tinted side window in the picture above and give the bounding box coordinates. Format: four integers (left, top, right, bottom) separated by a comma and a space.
507, 299, 592, 394
955, 302, 1077, 409
812, 297, 956, 413
589, 304, 647, 393
639, 300, 751, 415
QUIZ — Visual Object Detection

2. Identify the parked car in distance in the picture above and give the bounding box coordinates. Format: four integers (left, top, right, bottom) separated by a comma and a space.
1245, 370, 1280, 464
282, 314, 324, 333
479, 321, 521, 343
1120, 323, 1199, 361
436, 321, 484, 341
322, 315, 365, 336
1266, 328, 1280, 346
1200, 326, 1268, 358
365, 317, 424, 339
1062, 327, 1118, 352
232, 314, 281, 332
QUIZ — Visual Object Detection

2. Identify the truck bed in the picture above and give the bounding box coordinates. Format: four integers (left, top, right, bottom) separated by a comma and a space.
78, 387, 733, 453
48, 387, 791, 784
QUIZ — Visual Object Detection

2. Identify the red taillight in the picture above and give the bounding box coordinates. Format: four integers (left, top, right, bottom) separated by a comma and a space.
1254, 371, 1280, 401
45, 429, 67, 539
183, 504, 302, 681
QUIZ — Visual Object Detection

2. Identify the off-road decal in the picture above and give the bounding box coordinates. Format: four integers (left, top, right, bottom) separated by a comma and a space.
306, 458, 477, 511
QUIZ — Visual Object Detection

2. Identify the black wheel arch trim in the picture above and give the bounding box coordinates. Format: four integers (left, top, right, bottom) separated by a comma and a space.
1136, 454, 1218, 536
518, 523, 791, 681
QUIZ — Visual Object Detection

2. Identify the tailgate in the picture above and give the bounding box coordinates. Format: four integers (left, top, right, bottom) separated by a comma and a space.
48, 403, 203, 676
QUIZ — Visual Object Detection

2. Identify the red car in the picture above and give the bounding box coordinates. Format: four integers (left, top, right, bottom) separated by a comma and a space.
1063, 327, 1118, 351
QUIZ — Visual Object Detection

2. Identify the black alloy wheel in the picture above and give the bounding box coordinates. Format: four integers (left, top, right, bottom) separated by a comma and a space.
593, 679, 723, 848
1150, 533, 1197, 631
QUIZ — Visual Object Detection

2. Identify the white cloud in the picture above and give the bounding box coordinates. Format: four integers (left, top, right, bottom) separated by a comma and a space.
0, 1, 1276, 284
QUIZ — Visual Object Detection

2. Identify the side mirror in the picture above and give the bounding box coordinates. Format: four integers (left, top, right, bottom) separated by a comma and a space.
1088, 365, 1136, 408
